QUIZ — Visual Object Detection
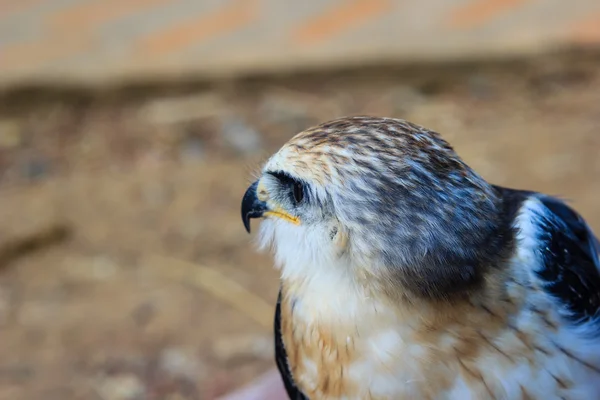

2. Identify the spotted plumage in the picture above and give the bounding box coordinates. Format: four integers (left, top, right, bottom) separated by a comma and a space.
240, 116, 600, 399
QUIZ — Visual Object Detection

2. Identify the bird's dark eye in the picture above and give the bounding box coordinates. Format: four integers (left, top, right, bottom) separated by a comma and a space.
293, 181, 304, 204
267, 171, 306, 205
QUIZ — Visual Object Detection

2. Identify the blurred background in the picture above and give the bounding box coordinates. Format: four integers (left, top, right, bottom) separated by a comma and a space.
1, 1, 599, 399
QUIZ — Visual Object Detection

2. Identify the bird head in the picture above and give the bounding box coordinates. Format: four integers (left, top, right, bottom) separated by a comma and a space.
241, 116, 515, 300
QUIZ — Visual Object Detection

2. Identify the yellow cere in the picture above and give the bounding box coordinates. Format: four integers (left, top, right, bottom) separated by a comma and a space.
264, 209, 301, 225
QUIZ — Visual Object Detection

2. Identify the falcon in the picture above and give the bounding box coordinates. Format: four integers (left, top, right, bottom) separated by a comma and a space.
240, 116, 600, 399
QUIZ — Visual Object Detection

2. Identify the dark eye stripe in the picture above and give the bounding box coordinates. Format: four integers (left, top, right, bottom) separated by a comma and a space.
268, 171, 296, 185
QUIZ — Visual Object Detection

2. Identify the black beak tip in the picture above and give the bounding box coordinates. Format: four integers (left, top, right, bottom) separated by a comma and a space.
241, 181, 262, 234
243, 214, 252, 234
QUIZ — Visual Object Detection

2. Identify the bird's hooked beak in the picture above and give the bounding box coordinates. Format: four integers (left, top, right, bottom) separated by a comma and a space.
241, 180, 300, 233
241, 181, 268, 233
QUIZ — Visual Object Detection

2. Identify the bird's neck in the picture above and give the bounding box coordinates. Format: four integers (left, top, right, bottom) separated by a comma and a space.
279, 263, 373, 323
280, 275, 404, 347
279, 260, 515, 335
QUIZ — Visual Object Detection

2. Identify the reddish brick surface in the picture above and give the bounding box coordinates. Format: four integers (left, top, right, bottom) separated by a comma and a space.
0, 0, 599, 86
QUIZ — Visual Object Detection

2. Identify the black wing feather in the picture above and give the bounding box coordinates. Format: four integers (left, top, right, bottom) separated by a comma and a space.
274, 289, 309, 400
533, 194, 600, 330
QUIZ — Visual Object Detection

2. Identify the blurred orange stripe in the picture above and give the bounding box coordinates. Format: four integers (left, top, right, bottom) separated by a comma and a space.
447, 0, 531, 29
48, 0, 173, 30
0, 37, 89, 69
136, 0, 260, 57
571, 12, 600, 44
293, 0, 392, 45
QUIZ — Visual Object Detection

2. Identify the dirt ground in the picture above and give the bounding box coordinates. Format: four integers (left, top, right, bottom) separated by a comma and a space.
0, 52, 599, 400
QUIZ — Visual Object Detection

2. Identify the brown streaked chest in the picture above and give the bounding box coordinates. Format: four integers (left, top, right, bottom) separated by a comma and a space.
277, 279, 584, 400
278, 285, 449, 399
280, 290, 360, 399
